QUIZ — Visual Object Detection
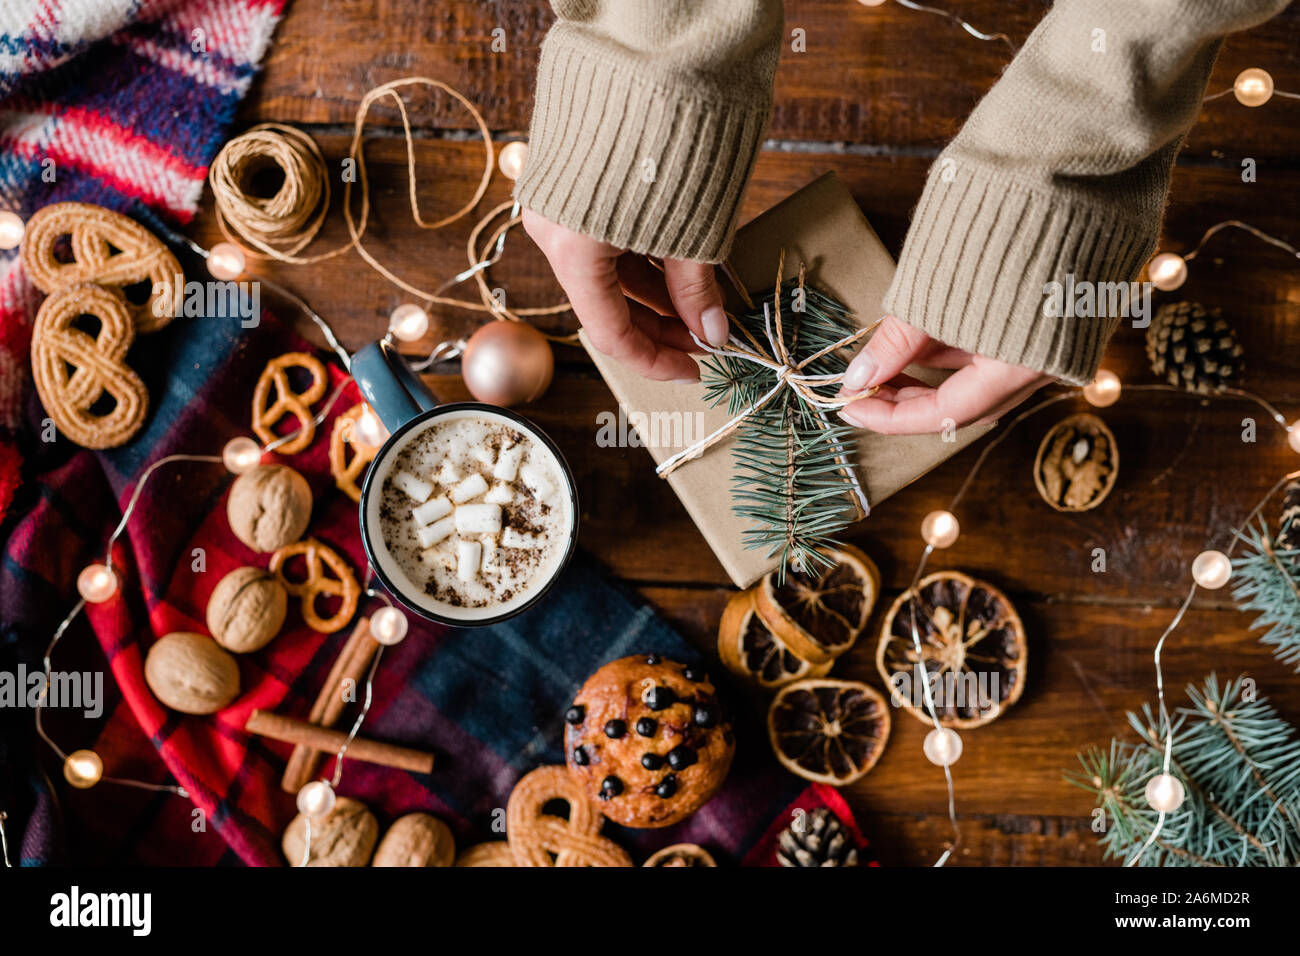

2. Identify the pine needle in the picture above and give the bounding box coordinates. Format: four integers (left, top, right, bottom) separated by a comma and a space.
700, 278, 861, 580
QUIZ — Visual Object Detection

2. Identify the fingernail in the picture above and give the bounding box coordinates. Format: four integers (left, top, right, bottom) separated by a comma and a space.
701, 306, 729, 348
843, 352, 877, 391
838, 407, 865, 427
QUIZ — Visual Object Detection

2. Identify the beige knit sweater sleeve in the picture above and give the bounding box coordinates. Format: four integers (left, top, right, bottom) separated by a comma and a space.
884, 0, 1292, 384
517, 0, 1290, 382
514, 0, 783, 262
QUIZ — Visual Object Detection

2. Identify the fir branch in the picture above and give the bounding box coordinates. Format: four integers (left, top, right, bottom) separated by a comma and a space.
1231, 519, 1300, 670
1066, 674, 1300, 866
701, 278, 862, 578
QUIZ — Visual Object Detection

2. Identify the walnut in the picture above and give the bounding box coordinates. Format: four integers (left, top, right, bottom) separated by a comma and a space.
372, 813, 455, 867
227, 464, 312, 553
144, 632, 240, 714
1034, 413, 1119, 512
206, 567, 287, 653
282, 797, 378, 867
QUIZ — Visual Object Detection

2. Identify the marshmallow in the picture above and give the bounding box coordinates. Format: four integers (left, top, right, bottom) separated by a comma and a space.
436, 460, 461, 486
416, 515, 455, 549
485, 482, 514, 505
480, 535, 498, 572
412, 495, 452, 526
455, 503, 502, 535
456, 539, 482, 582
502, 528, 542, 550
493, 443, 525, 481
392, 470, 433, 502
518, 461, 554, 503
450, 472, 489, 504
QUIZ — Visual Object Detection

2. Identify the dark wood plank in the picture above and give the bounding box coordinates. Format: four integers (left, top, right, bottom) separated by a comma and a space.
857, 811, 1107, 867
249, 1, 1300, 160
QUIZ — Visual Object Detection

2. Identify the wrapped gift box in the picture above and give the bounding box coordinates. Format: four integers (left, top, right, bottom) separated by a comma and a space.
583, 171, 992, 587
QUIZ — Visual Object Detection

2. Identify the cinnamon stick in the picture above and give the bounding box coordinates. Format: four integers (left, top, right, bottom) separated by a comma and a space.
248, 709, 434, 775
281, 617, 383, 793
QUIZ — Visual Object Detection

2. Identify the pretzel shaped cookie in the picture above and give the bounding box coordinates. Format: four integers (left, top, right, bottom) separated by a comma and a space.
328, 404, 382, 502
253, 352, 328, 454
22, 202, 181, 334
269, 538, 360, 633
506, 766, 632, 867
30, 284, 149, 449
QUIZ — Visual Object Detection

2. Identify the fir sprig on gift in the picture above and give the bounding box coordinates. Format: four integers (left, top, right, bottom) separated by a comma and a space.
1068, 674, 1300, 866
1230, 519, 1300, 670
701, 278, 862, 578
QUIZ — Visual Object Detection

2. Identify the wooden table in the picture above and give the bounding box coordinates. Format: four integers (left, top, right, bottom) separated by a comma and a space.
190, 0, 1300, 865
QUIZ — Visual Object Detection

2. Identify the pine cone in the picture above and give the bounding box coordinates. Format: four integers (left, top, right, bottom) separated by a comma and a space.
1279, 480, 1300, 557
776, 808, 859, 867
1146, 301, 1244, 395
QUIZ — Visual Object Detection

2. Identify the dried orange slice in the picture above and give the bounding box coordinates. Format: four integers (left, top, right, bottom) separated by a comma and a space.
755, 544, 880, 663
718, 589, 832, 689
767, 678, 890, 785
876, 571, 1027, 729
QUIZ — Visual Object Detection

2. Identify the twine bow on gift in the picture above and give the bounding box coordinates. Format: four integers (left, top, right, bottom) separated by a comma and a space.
654, 254, 880, 521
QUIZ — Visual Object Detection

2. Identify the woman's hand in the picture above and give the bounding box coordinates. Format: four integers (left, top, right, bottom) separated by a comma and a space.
523, 209, 730, 383
838, 316, 1051, 434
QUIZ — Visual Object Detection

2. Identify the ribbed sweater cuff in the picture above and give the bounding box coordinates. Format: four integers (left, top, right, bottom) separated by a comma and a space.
883, 160, 1158, 385
514, 35, 771, 263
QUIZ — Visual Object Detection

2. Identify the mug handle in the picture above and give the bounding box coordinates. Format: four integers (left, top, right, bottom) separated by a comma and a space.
350, 340, 440, 433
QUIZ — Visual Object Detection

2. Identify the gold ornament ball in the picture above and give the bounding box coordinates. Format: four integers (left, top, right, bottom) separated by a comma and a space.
64, 749, 104, 789
461, 321, 554, 407
0, 210, 25, 250
498, 141, 528, 181
1147, 252, 1187, 292
1233, 68, 1274, 107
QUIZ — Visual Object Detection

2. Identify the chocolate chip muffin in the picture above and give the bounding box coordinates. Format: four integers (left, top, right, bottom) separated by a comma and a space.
564, 655, 735, 828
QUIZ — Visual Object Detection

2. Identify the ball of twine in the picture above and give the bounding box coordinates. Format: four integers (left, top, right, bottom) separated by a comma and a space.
208, 123, 330, 260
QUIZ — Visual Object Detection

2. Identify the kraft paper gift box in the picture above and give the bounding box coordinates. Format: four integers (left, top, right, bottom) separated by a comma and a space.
583, 171, 992, 588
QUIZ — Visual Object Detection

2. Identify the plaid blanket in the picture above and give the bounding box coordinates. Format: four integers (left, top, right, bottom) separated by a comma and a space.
1, 297, 857, 865
0, 0, 286, 518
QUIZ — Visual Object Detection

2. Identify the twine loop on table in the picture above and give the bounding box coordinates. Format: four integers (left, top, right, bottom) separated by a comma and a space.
206, 77, 574, 340
654, 252, 877, 519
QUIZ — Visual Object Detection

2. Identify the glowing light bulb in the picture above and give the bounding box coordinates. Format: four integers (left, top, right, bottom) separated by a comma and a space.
1233, 68, 1274, 107
296, 780, 336, 819
1288, 423, 1300, 455
0, 210, 25, 250
77, 564, 118, 603
923, 728, 963, 767
921, 510, 960, 549
388, 303, 430, 342
1192, 550, 1232, 590
497, 141, 528, 181
207, 242, 246, 280
369, 606, 409, 646
1145, 772, 1186, 813
64, 749, 104, 789
222, 436, 262, 474
1147, 252, 1188, 292
354, 406, 388, 448
1083, 369, 1122, 408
